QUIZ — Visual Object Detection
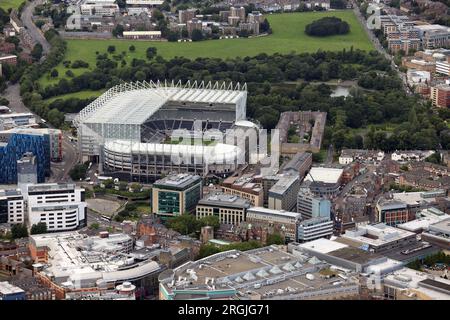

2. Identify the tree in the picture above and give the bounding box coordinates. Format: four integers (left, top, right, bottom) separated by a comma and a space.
31, 43, 43, 60
305, 17, 350, 36
167, 214, 200, 235
198, 216, 220, 231
50, 69, 59, 78
107, 45, 116, 53
266, 233, 285, 245
167, 31, 179, 42
30, 222, 47, 235
129, 45, 135, 52
198, 244, 221, 259
89, 223, 100, 230
112, 24, 124, 37
69, 163, 88, 181
191, 29, 204, 41
11, 224, 28, 239
146, 47, 157, 60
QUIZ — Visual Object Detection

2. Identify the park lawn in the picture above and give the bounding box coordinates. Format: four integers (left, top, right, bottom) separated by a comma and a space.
39, 10, 373, 87
0, 0, 23, 11
44, 89, 106, 103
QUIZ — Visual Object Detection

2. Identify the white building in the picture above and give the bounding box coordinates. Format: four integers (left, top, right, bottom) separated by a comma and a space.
25, 183, 87, 232
297, 217, 334, 242
80, 0, 119, 17
0, 113, 36, 130
0, 189, 25, 224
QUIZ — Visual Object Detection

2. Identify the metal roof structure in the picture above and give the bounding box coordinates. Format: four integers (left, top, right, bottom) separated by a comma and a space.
75, 80, 247, 128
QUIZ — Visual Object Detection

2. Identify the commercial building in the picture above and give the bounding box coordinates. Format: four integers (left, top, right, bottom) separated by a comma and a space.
196, 193, 250, 225
152, 174, 202, 217
376, 198, 410, 226
0, 189, 24, 224
17, 152, 38, 185
297, 217, 334, 243
26, 183, 87, 232
297, 187, 331, 220
159, 245, 360, 300
75, 81, 249, 182
290, 239, 398, 274
340, 223, 417, 253
268, 174, 300, 212
29, 232, 164, 299
0, 281, 26, 300
246, 207, 301, 242
221, 175, 263, 207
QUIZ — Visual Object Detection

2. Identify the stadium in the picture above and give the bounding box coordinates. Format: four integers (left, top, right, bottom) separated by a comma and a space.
75, 80, 259, 182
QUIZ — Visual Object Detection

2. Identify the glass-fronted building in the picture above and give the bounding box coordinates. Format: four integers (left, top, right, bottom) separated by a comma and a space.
152, 174, 202, 217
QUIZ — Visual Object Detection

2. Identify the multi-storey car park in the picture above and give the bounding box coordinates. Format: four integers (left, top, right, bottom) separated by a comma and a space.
75, 80, 255, 183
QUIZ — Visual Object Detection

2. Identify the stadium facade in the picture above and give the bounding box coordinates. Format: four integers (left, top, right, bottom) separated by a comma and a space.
75, 80, 258, 182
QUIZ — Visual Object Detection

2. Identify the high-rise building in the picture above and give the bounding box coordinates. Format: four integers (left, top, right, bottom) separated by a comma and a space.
179, 8, 197, 24
268, 174, 300, 212
152, 174, 202, 217
430, 85, 450, 108
297, 188, 331, 220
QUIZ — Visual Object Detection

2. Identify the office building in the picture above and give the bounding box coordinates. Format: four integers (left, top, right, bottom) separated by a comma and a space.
268, 174, 300, 212
0, 281, 26, 300
422, 217, 450, 250
80, 0, 119, 17
196, 193, 250, 225
0, 113, 36, 130
246, 207, 301, 242
303, 167, 343, 197
17, 152, 38, 185
414, 24, 450, 49
221, 175, 263, 207
152, 174, 202, 217
297, 188, 331, 220
0, 189, 24, 224
297, 217, 334, 243
26, 183, 87, 232
376, 198, 411, 226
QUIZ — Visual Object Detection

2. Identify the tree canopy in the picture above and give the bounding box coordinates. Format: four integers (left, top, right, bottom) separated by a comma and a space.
305, 17, 350, 36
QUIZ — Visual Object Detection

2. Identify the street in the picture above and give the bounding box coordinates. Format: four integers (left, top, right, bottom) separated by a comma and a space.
21, 0, 51, 55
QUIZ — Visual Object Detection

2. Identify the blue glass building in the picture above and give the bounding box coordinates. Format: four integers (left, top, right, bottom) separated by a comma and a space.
0, 133, 50, 184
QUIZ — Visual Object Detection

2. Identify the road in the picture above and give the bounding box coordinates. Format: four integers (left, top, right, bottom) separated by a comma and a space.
351, 1, 411, 95
21, 0, 51, 55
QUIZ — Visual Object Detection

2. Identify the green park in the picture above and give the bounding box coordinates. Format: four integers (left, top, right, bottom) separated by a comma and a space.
40, 10, 373, 91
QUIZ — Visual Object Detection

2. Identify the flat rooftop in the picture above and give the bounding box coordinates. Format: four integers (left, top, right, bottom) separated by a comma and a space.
0, 281, 25, 295
198, 193, 251, 209
269, 174, 298, 196
247, 207, 301, 219
341, 223, 415, 248
27, 183, 78, 193
305, 167, 343, 184
154, 173, 201, 189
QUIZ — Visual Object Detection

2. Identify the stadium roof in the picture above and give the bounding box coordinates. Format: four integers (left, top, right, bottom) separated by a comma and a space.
76, 81, 247, 127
